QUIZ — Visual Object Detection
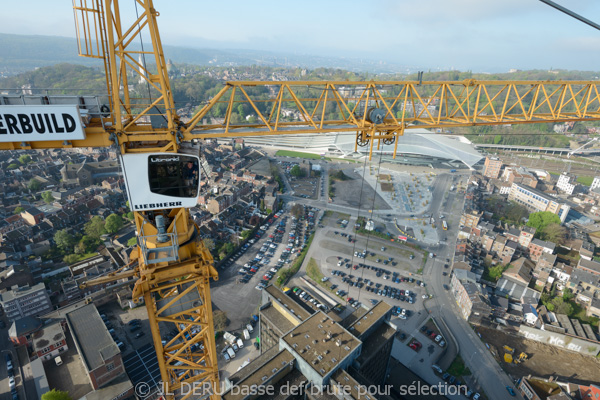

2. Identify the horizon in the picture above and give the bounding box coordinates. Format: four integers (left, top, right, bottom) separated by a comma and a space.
1, 1, 600, 73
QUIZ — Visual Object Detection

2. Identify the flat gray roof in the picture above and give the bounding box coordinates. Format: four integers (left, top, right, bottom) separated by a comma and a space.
65, 303, 119, 372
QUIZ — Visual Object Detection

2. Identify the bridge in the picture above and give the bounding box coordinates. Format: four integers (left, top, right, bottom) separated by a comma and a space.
474, 143, 600, 156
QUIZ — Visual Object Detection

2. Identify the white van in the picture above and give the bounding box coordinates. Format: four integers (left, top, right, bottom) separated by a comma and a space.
237, 338, 244, 349
243, 329, 250, 340
246, 324, 254, 334
227, 347, 236, 359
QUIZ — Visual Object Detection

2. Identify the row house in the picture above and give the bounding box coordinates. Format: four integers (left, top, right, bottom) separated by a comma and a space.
577, 258, 600, 276
534, 252, 557, 277
567, 268, 600, 307
519, 226, 536, 248
459, 210, 482, 229
528, 238, 555, 262
0, 214, 26, 236
502, 167, 538, 188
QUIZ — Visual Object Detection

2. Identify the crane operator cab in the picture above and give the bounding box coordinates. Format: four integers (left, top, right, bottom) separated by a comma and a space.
121, 153, 200, 212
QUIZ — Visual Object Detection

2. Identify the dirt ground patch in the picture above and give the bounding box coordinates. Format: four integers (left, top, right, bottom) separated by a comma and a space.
380, 182, 393, 192
478, 326, 600, 384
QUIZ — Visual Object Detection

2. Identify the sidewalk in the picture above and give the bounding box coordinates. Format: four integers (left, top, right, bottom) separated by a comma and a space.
16, 345, 37, 400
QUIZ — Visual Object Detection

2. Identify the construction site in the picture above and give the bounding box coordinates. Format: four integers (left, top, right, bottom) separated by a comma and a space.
478, 326, 600, 384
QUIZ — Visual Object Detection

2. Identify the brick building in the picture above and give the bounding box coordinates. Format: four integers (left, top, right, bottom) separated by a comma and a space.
65, 304, 126, 390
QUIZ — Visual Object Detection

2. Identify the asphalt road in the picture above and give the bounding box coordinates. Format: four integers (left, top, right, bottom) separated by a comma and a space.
422, 176, 524, 400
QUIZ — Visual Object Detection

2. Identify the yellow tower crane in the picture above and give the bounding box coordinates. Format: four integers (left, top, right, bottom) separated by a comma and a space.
1, 1, 600, 399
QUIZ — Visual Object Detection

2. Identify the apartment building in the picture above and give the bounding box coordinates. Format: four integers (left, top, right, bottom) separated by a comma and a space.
0, 283, 52, 322
555, 172, 581, 195
483, 156, 503, 179
508, 183, 570, 223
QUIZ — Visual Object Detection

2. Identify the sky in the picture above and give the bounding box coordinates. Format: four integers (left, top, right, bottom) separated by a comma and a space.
2, 0, 600, 72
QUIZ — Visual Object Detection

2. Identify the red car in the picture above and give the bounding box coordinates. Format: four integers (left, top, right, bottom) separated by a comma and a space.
250, 268, 258, 273
347, 297, 354, 302
409, 340, 422, 351
353, 265, 359, 270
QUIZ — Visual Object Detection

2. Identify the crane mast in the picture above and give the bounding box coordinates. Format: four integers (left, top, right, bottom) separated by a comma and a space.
0, 1, 598, 399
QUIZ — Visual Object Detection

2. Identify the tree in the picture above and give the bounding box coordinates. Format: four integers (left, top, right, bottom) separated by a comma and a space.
13, 206, 25, 215
54, 229, 76, 251
19, 154, 32, 164
241, 229, 252, 240
493, 134, 502, 144
562, 288, 575, 302
203, 238, 215, 251
542, 223, 567, 245
42, 191, 54, 204
28, 178, 41, 191
42, 389, 72, 400
290, 165, 305, 178
551, 297, 573, 316
504, 202, 529, 224
84, 216, 106, 239
127, 237, 138, 247
488, 264, 508, 281
7, 163, 19, 170
78, 235, 99, 253
218, 242, 234, 260
290, 204, 304, 218
527, 211, 561, 233
105, 214, 123, 234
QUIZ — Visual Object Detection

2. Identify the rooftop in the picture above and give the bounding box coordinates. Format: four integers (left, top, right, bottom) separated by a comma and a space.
265, 285, 311, 322
347, 301, 392, 339
8, 316, 42, 338
33, 321, 65, 352
330, 369, 377, 400
223, 349, 295, 400
0, 282, 47, 303
65, 303, 120, 372
282, 312, 361, 377
260, 305, 296, 335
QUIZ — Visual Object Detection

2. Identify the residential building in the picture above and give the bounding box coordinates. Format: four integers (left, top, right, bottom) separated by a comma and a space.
20, 207, 44, 226
577, 258, 600, 276
555, 172, 581, 195
483, 156, 503, 179
508, 183, 570, 223
519, 226, 536, 248
0, 283, 52, 322
591, 176, 600, 191
528, 239, 556, 263
450, 271, 491, 323
503, 257, 535, 286
518, 376, 568, 400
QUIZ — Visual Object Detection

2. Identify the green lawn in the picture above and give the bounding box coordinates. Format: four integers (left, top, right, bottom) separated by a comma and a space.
577, 176, 594, 186
275, 150, 329, 160
446, 354, 471, 378
307, 258, 332, 290
66, 252, 98, 264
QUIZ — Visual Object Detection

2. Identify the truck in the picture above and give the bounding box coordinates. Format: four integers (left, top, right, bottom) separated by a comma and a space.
223, 332, 237, 344
243, 329, 250, 340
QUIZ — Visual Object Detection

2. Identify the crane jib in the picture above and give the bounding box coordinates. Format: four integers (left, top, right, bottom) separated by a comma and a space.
0, 105, 85, 142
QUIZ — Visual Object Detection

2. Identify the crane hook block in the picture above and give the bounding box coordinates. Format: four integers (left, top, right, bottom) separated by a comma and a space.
366, 107, 386, 124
